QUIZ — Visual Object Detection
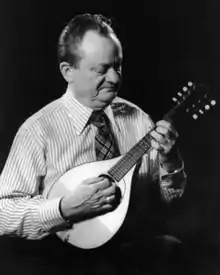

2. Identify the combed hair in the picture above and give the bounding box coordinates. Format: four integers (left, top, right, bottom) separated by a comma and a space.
57, 13, 116, 67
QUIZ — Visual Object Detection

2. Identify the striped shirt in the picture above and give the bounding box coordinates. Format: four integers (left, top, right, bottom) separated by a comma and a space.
0, 87, 186, 239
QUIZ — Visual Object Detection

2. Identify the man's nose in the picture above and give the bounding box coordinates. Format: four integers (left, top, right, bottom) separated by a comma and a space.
106, 67, 121, 84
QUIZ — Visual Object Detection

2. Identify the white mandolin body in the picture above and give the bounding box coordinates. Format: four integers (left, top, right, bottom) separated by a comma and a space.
48, 156, 136, 249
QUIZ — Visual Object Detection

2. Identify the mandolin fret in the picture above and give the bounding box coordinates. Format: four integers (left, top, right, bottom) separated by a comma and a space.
108, 133, 152, 182
48, 81, 214, 249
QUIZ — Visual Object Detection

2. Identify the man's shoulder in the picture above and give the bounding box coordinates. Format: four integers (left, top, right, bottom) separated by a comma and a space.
21, 96, 63, 130
111, 96, 148, 117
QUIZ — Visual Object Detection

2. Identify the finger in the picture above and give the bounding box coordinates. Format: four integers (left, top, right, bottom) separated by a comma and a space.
150, 129, 176, 154
150, 138, 162, 151
91, 193, 116, 210
150, 130, 165, 144
156, 120, 178, 134
155, 127, 178, 142
105, 195, 116, 204
83, 176, 105, 185
94, 178, 112, 191
100, 184, 117, 198
155, 126, 167, 136
97, 204, 114, 215
155, 126, 175, 144
156, 120, 178, 139
156, 120, 171, 129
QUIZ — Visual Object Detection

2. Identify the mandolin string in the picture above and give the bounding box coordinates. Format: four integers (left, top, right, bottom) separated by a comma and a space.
108, 102, 179, 182
108, 131, 153, 181
109, 141, 146, 174
109, 134, 153, 178
107, 87, 190, 182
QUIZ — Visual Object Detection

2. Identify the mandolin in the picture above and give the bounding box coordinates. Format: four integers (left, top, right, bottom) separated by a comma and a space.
48, 81, 216, 249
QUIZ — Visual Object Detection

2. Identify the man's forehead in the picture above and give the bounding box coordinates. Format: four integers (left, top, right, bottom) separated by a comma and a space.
80, 30, 122, 60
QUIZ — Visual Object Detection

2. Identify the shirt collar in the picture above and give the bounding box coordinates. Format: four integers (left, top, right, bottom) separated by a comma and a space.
62, 87, 120, 135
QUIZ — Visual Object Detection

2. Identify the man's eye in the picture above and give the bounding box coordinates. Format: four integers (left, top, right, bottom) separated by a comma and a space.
96, 65, 109, 75
97, 68, 108, 74
96, 63, 121, 75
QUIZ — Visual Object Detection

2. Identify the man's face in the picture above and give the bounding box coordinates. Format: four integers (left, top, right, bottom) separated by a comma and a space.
70, 31, 122, 110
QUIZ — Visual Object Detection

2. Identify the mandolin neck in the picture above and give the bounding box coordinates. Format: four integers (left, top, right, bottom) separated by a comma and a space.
107, 81, 216, 182
107, 131, 154, 182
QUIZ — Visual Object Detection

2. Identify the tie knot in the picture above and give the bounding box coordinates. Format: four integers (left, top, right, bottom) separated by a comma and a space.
90, 111, 106, 128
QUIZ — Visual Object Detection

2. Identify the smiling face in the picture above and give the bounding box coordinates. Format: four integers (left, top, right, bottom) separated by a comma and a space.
67, 30, 123, 110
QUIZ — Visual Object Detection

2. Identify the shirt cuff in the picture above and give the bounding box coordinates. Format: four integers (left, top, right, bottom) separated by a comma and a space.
39, 197, 70, 233
159, 161, 185, 179
159, 161, 187, 201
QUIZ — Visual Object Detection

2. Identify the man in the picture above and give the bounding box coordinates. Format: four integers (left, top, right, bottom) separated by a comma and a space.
0, 13, 187, 274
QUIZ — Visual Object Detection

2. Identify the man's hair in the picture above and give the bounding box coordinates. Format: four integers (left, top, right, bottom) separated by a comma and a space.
57, 13, 117, 67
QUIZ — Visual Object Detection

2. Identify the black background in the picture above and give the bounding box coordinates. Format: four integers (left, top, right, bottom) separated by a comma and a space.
0, 0, 220, 274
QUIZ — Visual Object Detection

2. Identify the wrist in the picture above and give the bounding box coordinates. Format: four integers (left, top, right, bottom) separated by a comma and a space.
159, 149, 183, 173
59, 197, 73, 224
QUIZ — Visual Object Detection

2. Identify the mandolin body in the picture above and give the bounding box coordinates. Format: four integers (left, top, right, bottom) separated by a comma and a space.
48, 156, 136, 249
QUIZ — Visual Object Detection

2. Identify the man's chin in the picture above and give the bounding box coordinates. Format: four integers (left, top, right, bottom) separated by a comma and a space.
91, 91, 117, 110
93, 98, 115, 110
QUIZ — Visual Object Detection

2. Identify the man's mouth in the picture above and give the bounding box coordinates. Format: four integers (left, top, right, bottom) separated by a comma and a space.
100, 86, 117, 92
101, 86, 115, 90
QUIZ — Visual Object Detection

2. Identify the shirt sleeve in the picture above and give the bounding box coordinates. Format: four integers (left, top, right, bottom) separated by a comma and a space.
140, 111, 187, 203
0, 126, 68, 239
149, 148, 187, 202
159, 162, 187, 202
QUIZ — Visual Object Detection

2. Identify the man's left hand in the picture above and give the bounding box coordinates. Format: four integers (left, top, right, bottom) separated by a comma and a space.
150, 120, 182, 172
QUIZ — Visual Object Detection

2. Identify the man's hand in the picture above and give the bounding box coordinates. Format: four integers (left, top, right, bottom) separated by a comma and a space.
60, 176, 120, 223
150, 120, 182, 172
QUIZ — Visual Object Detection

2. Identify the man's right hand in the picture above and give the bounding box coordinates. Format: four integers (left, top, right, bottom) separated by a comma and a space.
60, 176, 119, 223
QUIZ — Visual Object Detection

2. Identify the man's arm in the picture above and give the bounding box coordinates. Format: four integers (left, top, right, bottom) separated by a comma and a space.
0, 126, 67, 239
148, 147, 187, 202
147, 116, 187, 203
159, 156, 187, 202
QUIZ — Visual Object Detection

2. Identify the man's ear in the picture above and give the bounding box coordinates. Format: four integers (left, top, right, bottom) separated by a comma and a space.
59, 62, 75, 82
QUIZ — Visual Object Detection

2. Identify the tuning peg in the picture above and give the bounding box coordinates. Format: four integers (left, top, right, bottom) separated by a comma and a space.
172, 97, 178, 102
203, 99, 216, 111
205, 104, 210, 110
188, 81, 193, 87
192, 114, 198, 120
199, 109, 204, 115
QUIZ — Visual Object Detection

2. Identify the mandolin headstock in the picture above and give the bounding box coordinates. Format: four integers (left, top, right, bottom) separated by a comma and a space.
164, 81, 217, 121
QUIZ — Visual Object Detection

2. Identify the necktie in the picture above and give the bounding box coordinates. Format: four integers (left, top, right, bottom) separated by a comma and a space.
91, 111, 120, 161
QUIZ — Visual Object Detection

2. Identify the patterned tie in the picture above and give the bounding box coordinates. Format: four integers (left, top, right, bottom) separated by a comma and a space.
91, 111, 120, 161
